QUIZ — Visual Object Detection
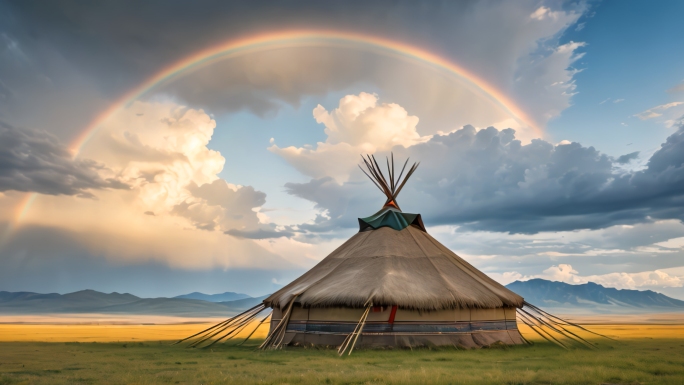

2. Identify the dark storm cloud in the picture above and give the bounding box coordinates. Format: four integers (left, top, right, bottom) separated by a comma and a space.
286, 122, 684, 234
1, 0, 584, 131
159, 47, 375, 116
0, 123, 128, 197
616, 151, 639, 164
0, 0, 481, 120
1, 0, 472, 94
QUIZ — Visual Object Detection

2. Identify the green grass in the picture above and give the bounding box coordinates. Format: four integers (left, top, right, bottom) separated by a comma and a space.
0, 339, 683, 384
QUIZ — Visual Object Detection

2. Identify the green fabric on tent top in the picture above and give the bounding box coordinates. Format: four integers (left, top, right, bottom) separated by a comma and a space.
358, 207, 426, 232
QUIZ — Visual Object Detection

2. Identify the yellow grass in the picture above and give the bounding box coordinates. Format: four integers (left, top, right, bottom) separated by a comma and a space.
518, 323, 684, 340
0, 321, 270, 343
1, 321, 681, 343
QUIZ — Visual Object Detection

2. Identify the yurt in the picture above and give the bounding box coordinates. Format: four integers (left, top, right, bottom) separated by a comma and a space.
179, 155, 601, 353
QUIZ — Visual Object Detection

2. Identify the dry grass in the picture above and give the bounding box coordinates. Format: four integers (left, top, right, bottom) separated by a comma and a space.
1, 321, 679, 343
0, 320, 268, 343
0, 323, 682, 384
518, 323, 684, 340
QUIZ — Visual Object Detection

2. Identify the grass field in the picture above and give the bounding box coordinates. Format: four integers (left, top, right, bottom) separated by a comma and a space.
1, 323, 683, 384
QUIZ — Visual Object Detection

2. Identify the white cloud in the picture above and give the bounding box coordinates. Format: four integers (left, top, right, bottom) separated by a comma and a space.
664, 115, 684, 129
655, 236, 684, 249
270, 92, 430, 182
488, 271, 529, 286
634, 101, 684, 120
83, 101, 268, 233
529, 6, 561, 21
314, 92, 425, 149
513, 41, 586, 125
539, 264, 684, 289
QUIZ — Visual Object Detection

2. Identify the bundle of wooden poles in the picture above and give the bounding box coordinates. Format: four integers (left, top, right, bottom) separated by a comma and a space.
516, 301, 613, 349
175, 298, 615, 352
359, 153, 419, 209
175, 300, 612, 351
173, 304, 271, 349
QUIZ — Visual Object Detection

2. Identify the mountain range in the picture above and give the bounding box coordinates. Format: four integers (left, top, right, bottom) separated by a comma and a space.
0, 290, 267, 317
1, 279, 683, 316
173, 291, 250, 302
506, 279, 684, 313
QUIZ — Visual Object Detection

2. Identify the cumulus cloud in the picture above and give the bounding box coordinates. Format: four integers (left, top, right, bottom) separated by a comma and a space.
519, 264, 684, 290
0, 122, 127, 197
422, 123, 684, 233
78, 101, 287, 236
279, 95, 684, 234
7, 101, 301, 269
616, 151, 639, 164
185, 180, 265, 231
270, 92, 429, 182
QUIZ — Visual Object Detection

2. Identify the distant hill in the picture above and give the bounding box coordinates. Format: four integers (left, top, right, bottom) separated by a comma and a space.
507, 279, 684, 313
6, 279, 684, 316
0, 290, 141, 313
174, 291, 250, 302
0, 290, 270, 317
220, 295, 269, 311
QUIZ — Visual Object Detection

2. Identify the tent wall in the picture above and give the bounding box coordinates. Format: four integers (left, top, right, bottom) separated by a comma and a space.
286, 330, 524, 348
268, 305, 523, 348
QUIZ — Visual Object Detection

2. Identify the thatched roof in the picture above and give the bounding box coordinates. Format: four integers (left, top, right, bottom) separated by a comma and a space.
264, 154, 523, 311
264, 224, 524, 311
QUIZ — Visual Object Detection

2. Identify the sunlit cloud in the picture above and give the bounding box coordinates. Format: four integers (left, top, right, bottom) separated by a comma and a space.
634, 101, 683, 120
270, 92, 430, 183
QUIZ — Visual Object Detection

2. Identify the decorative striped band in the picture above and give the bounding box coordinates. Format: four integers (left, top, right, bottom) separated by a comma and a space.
281, 320, 517, 334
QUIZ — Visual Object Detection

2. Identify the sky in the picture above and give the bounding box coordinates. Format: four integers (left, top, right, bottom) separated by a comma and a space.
1, 0, 684, 299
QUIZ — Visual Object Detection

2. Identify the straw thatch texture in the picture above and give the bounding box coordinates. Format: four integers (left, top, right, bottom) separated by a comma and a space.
264, 225, 523, 311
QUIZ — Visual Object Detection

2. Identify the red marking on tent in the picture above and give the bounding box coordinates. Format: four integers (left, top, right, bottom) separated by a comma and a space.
388, 305, 398, 324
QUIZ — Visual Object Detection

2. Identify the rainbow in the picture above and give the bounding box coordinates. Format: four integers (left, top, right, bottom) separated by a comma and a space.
1, 193, 36, 247
9, 29, 541, 237
69, 29, 541, 153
